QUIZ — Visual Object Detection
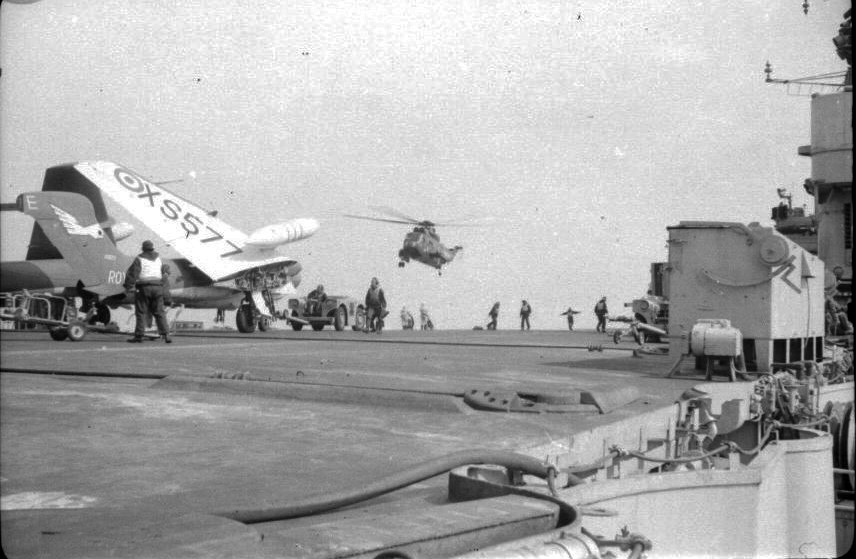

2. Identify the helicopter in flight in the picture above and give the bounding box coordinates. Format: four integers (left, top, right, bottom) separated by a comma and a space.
345, 206, 469, 274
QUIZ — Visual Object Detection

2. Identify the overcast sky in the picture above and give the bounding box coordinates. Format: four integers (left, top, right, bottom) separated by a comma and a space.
0, 0, 849, 329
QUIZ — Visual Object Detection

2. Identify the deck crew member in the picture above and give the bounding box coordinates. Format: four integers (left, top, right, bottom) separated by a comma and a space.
560, 306, 580, 331
419, 303, 433, 331
364, 277, 387, 333
594, 297, 608, 333
400, 306, 415, 330
307, 284, 327, 316
487, 302, 500, 330
519, 300, 532, 330
124, 240, 172, 344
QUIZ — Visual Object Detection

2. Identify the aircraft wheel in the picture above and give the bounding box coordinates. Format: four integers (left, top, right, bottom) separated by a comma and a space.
258, 316, 271, 332
49, 327, 69, 341
96, 304, 111, 325
88, 304, 111, 325
290, 310, 304, 331
236, 306, 256, 333
311, 321, 325, 331
67, 321, 87, 342
353, 306, 366, 331
334, 306, 346, 331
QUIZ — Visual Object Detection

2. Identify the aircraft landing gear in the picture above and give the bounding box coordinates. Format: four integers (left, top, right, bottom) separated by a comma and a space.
398, 261, 405, 268
94, 303, 111, 325
82, 300, 111, 326
236, 304, 256, 333
236, 289, 279, 334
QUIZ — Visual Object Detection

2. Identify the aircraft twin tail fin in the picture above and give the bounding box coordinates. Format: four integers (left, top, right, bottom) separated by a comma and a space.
27, 163, 118, 260
17, 191, 129, 296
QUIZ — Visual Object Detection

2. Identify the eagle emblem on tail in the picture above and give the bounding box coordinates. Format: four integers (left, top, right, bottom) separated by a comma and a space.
51, 204, 104, 238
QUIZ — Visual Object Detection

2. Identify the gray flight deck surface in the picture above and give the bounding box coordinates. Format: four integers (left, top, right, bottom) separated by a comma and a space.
0, 329, 700, 558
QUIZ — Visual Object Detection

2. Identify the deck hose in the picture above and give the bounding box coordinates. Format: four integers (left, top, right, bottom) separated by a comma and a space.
217, 449, 561, 525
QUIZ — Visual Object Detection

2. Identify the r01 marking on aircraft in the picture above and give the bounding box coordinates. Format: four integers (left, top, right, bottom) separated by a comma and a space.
107, 271, 126, 285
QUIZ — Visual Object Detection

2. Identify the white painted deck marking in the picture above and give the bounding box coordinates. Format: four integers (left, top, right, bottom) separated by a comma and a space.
1, 491, 97, 510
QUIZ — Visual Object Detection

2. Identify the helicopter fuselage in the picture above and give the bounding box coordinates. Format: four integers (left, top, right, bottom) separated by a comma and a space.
343, 210, 466, 272
399, 227, 461, 270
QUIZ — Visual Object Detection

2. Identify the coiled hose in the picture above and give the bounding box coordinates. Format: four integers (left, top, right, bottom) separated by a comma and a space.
217, 449, 558, 525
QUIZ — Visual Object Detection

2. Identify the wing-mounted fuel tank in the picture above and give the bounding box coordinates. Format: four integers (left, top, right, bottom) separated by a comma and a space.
245, 218, 320, 249
666, 221, 826, 372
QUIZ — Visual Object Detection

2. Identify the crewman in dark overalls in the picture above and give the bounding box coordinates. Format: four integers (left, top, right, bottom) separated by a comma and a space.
519, 300, 532, 330
306, 284, 328, 316
594, 297, 609, 333
124, 240, 172, 343
487, 302, 500, 330
364, 277, 387, 333
560, 306, 580, 330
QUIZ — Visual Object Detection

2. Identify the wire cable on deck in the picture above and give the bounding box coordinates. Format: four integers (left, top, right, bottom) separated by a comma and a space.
217, 449, 561, 525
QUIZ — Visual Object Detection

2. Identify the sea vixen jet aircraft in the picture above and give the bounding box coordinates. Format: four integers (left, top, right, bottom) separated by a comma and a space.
1, 162, 318, 332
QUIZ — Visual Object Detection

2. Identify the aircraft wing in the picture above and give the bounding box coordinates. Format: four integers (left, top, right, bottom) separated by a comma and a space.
74, 161, 296, 281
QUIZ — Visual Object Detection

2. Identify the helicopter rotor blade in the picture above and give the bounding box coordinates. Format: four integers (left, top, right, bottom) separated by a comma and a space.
426, 216, 498, 227
368, 206, 423, 224
345, 208, 498, 228
428, 221, 484, 227
343, 214, 417, 225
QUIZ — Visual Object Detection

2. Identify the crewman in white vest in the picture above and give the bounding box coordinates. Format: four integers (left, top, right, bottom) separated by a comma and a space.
124, 240, 172, 343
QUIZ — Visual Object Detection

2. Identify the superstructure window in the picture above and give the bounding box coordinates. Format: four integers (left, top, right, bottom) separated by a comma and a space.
773, 339, 787, 364
742, 339, 758, 371
789, 338, 802, 362
803, 337, 814, 361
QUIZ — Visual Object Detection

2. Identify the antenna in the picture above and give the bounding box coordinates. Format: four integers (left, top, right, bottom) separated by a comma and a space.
764, 8, 852, 92
764, 61, 848, 89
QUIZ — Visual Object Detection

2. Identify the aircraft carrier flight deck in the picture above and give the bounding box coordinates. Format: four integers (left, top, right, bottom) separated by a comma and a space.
1, 328, 700, 558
